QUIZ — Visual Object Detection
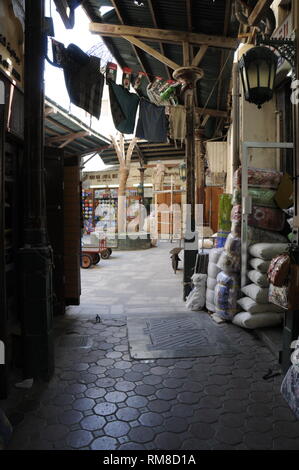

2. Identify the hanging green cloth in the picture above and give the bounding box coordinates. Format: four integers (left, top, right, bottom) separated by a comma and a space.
218, 194, 233, 232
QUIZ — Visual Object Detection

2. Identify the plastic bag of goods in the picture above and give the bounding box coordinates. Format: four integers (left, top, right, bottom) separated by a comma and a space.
232, 187, 277, 208
206, 288, 216, 312
217, 251, 241, 273
186, 274, 207, 311
231, 205, 242, 223
233, 312, 283, 329
247, 226, 288, 245
209, 248, 223, 264
269, 283, 288, 310
231, 220, 241, 237
224, 233, 241, 255
215, 231, 230, 248
248, 206, 285, 232
214, 273, 240, 321
218, 194, 232, 232
234, 167, 282, 189
207, 262, 221, 280
281, 341, 299, 419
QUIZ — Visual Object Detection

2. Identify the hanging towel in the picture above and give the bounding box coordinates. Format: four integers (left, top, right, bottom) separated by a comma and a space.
63, 44, 104, 119
135, 98, 167, 143
169, 105, 186, 141
108, 80, 140, 134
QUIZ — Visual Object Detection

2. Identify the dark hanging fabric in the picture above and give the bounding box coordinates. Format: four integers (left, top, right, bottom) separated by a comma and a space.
135, 98, 167, 143
63, 44, 104, 119
108, 80, 140, 134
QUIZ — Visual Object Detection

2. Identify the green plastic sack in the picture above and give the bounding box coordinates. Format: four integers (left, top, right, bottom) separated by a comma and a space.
218, 194, 232, 232
233, 188, 277, 208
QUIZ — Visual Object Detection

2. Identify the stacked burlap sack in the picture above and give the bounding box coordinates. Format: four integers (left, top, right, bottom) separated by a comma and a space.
186, 273, 207, 311
214, 233, 241, 320
233, 243, 287, 329
206, 248, 222, 312
231, 167, 288, 244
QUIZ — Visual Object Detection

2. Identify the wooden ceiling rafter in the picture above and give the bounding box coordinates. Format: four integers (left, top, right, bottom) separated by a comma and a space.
191, 45, 208, 67
135, 143, 147, 166
185, 0, 193, 64
109, 0, 150, 84
147, 0, 171, 79
46, 130, 89, 147
89, 23, 239, 49
122, 35, 180, 70
248, 0, 275, 26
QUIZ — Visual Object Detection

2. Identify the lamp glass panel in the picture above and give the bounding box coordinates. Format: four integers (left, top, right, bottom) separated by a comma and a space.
241, 65, 249, 94
258, 60, 271, 87
247, 62, 259, 89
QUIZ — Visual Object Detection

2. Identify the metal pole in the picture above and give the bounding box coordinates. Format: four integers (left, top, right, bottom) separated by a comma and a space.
20, 0, 54, 380
0, 80, 7, 398
281, 8, 299, 372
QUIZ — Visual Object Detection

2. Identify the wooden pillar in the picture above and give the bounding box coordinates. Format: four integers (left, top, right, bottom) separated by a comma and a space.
20, 0, 54, 380
173, 66, 204, 299
195, 128, 205, 205
138, 167, 145, 205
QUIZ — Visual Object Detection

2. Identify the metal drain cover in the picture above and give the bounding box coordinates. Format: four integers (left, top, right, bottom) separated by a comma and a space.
145, 318, 209, 349
128, 314, 241, 359
58, 335, 91, 348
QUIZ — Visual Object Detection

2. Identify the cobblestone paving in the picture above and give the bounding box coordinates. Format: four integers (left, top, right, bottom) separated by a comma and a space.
1, 243, 299, 450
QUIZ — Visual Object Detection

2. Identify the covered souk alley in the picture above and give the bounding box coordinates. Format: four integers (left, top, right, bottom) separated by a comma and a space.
2, 242, 299, 451
2, 0, 299, 456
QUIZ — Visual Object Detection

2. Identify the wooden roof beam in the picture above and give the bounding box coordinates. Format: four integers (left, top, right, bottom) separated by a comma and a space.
122, 35, 180, 70
89, 23, 239, 49
223, 0, 233, 36
195, 107, 227, 118
135, 144, 147, 166
46, 130, 89, 145
248, 0, 275, 26
192, 45, 208, 66
53, 0, 74, 29
186, 0, 192, 32
109, 0, 150, 83
147, 0, 171, 79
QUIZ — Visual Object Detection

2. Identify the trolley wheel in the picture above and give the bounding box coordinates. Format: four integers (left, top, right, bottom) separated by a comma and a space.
101, 249, 110, 260
81, 254, 92, 269
92, 253, 100, 265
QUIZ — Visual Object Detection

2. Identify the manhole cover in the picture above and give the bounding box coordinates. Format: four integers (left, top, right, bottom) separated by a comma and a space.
58, 335, 91, 348
145, 318, 209, 349
128, 314, 241, 359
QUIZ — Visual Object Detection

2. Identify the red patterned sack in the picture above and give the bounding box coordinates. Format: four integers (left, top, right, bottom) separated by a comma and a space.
234, 167, 282, 189
248, 206, 285, 232
268, 254, 290, 287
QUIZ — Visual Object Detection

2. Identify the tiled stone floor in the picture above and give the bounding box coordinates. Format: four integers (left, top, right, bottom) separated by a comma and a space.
1, 242, 299, 450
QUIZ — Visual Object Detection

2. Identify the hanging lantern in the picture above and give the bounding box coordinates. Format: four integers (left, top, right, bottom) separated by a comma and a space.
238, 46, 278, 108
179, 162, 187, 182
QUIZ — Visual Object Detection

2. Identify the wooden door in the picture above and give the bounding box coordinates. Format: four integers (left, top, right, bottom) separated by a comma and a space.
156, 191, 182, 239
45, 147, 65, 316
204, 187, 223, 233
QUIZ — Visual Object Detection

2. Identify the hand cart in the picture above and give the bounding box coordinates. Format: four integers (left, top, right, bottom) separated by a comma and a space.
81, 238, 112, 269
